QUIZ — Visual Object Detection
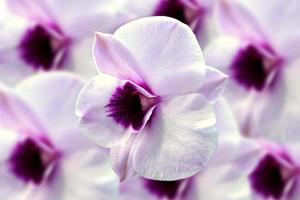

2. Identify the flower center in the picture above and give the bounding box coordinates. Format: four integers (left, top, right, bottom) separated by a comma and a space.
143, 178, 183, 199
18, 24, 69, 71
249, 154, 297, 199
230, 44, 280, 91
8, 137, 59, 185
106, 82, 157, 130
153, 0, 187, 24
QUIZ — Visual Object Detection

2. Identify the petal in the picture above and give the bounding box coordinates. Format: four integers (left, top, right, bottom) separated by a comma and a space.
0, 83, 44, 134
6, 0, 54, 23
114, 16, 206, 96
59, 148, 119, 200
70, 38, 98, 79
216, 0, 268, 43
76, 74, 131, 148
110, 134, 137, 181
132, 94, 217, 180
198, 66, 228, 103
93, 32, 142, 82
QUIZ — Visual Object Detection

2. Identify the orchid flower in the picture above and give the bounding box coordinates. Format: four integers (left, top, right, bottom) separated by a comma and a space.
75, 16, 227, 181
0, 72, 119, 200
204, 0, 300, 139
0, 0, 130, 85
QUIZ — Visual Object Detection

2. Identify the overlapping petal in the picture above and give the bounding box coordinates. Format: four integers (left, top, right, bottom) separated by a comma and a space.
132, 94, 217, 180
114, 17, 206, 96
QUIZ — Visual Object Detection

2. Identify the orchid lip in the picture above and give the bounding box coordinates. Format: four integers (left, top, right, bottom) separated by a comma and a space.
105, 82, 159, 131
18, 24, 70, 71
8, 137, 60, 185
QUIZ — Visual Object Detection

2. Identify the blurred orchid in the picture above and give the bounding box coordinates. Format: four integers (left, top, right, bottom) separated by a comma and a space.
197, 136, 300, 200
0, 0, 130, 85
76, 17, 227, 181
204, 0, 300, 139
0, 72, 119, 200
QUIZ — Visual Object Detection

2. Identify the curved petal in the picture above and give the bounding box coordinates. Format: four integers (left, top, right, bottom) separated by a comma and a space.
70, 38, 98, 79
132, 94, 217, 180
93, 32, 142, 83
216, 0, 268, 43
59, 148, 119, 200
15, 72, 95, 153
198, 66, 228, 103
114, 16, 206, 96
76, 74, 133, 148
6, 0, 55, 23
110, 134, 137, 181
0, 83, 44, 134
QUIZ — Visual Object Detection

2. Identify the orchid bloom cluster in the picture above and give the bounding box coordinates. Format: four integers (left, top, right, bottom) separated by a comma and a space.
1, 0, 300, 200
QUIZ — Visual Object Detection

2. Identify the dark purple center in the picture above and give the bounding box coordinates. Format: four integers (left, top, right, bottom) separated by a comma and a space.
18, 24, 66, 71
106, 82, 154, 130
249, 154, 290, 199
153, 0, 187, 24
231, 45, 268, 91
8, 138, 56, 185
143, 178, 183, 199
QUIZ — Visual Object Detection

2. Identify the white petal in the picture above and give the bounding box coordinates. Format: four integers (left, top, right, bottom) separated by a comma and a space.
110, 134, 137, 181
59, 148, 119, 200
114, 16, 206, 96
132, 94, 217, 180
76, 74, 131, 148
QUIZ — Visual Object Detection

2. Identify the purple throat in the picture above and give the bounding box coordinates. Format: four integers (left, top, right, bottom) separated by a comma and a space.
249, 154, 298, 199
19, 24, 69, 71
143, 178, 184, 199
153, 0, 188, 24
230, 44, 281, 91
8, 137, 59, 185
106, 82, 158, 130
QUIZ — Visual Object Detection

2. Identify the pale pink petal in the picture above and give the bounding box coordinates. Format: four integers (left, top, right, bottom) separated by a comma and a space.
7, 0, 54, 23
15, 72, 94, 152
110, 134, 137, 181
93, 32, 142, 82
198, 67, 228, 103
59, 148, 119, 200
217, 0, 268, 43
75, 74, 133, 148
132, 94, 217, 180
0, 83, 44, 134
114, 17, 206, 96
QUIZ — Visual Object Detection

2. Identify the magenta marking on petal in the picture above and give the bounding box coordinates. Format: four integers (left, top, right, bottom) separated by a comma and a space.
153, 0, 187, 24
8, 137, 59, 185
18, 24, 69, 70
106, 82, 157, 130
249, 154, 297, 199
230, 45, 268, 91
143, 178, 183, 199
